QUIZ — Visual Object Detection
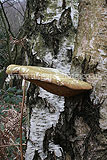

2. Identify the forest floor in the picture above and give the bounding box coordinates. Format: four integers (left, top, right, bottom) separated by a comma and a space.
0, 87, 26, 160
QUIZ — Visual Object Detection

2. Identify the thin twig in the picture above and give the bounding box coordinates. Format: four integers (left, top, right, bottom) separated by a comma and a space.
18, 0, 25, 13
0, 144, 26, 148
0, 5, 11, 63
0, 1, 14, 37
7, 1, 24, 17
20, 79, 26, 160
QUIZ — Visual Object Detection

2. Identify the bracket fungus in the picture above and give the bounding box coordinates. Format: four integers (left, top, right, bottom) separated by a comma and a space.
6, 65, 92, 97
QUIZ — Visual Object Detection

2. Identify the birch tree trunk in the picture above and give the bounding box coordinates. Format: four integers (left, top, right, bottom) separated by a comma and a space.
20, 0, 107, 159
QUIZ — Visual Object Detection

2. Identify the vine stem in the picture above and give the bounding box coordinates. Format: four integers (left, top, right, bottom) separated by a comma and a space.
20, 79, 26, 160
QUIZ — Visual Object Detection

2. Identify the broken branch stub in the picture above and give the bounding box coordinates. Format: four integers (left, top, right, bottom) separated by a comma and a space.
6, 65, 92, 97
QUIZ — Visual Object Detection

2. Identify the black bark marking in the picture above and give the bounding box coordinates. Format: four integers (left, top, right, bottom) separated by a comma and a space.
59, 7, 73, 33
33, 150, 41, 160
62, 0, 66, 9
43, 126, 54, 153
67, 49, 73, 62
53, 93, 104, 160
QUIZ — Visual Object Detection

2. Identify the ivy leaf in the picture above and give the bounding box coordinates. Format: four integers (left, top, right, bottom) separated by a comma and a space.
7, 87, 17, 93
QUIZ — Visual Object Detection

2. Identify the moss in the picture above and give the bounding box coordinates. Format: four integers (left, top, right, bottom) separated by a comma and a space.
34, 33, 45, 53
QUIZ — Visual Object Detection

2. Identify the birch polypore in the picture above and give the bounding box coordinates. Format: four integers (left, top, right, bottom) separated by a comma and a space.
6, 65, 92, 97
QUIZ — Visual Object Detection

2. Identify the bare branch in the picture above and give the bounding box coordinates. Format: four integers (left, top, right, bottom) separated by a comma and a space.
7, 1, 24, 17
17, 0, 25, 13
0, 6, 12, 63
0, 144, 26, 148
0, 1, 14, 37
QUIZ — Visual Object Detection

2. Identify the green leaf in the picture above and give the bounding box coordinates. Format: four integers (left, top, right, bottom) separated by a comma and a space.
8, 92, 14, 97
15, 137, 20, 143
0, 124, 4, 131
4, 95, 11, 103
7, 87, 17, 93
16, 89, 23, 95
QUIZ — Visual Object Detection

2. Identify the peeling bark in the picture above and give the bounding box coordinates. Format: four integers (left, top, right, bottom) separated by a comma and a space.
69, 0, 107, 159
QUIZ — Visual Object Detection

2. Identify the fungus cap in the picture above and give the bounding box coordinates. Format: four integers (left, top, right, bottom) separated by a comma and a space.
6, 65, 92, 97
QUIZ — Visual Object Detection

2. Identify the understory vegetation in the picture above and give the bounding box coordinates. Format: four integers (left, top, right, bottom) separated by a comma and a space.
0, 1, 27, 158
0, 86, 26, 160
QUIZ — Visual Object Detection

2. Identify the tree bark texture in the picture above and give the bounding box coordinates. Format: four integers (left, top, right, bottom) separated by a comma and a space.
20, 0, 107, 159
